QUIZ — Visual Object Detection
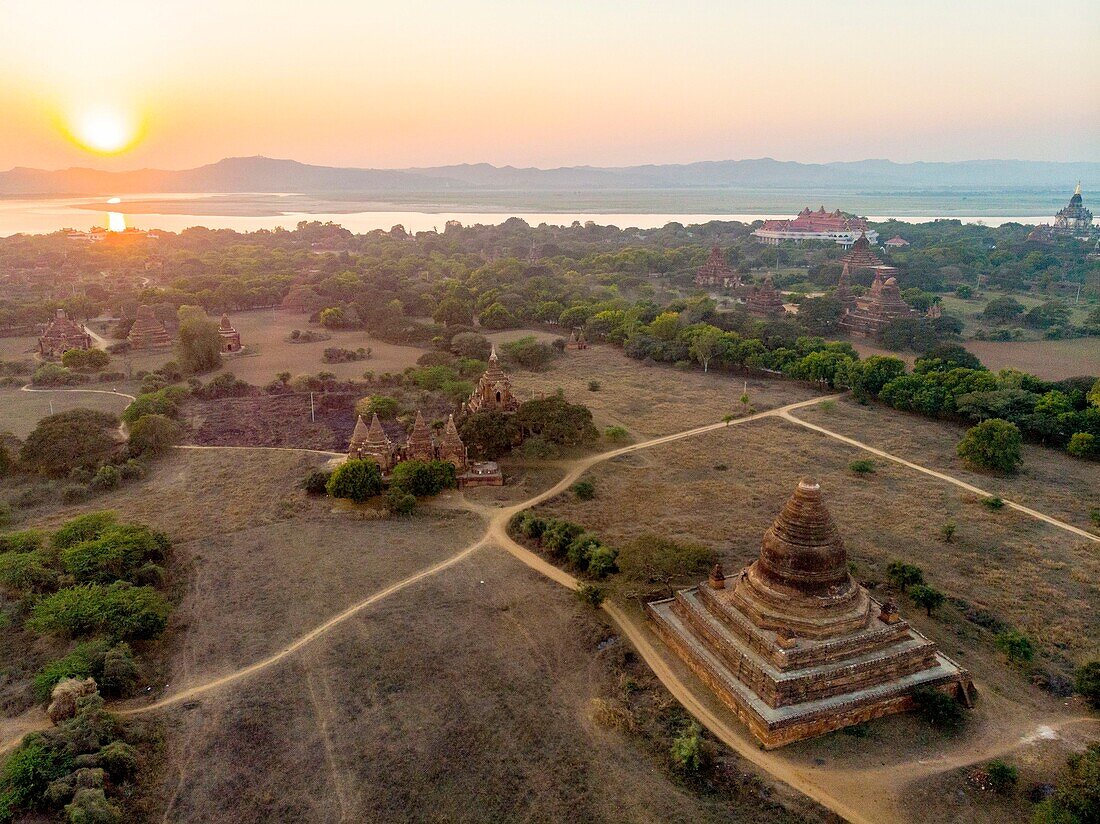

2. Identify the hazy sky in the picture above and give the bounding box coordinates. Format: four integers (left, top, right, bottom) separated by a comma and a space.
1, 0, 1097, 170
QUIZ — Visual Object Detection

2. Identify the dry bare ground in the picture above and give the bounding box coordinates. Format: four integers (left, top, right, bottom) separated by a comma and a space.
795, 397, 1100, 532
0, 385, 132, 438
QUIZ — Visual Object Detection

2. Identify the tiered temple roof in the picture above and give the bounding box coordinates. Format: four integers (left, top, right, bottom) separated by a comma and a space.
440, 414, 467, 472
127, 305, 172, 349
745, 275, 786, 318
648, 478, 972, 748
839, 266, 916, 339
695, 245, 740, 288
218, 313, 242, 352
753, 207, 878, 247
838, 232, 883, 270
38, 309, 92, 357
1052, 183, 1094, 237
466, 346, 520, 414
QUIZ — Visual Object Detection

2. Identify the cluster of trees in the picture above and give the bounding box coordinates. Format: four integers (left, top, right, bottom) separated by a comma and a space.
510, 512, 619, 578
318, 458, 457, 515
460, 393, 599, 459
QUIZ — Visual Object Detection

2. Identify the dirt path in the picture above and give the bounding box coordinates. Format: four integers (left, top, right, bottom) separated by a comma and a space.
780, 409, 1100, 544
4, 391, 1096, 823
175, 444, 346, 459
19, 383, 136, 402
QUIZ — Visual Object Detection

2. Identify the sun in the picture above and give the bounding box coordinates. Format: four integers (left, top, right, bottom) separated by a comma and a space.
67, 107, 141, 155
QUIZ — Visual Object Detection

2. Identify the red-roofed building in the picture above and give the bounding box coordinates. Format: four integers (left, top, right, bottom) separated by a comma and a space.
884, 236, 910, 248
753, 207, 877, 248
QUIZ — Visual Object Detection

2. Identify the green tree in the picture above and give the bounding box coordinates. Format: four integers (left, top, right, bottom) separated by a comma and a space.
127, 414, 181, 457
995, 630, 1035, 667
1031, 743, 1099, 824
460, 411, 520, 459
1066, 432, 1097, 459
326, 459, 383, 502
886, 561, 924, 592
175, 305, 222, 374
688, 325, 723, 372
669, 722, 709, 775
390, 460, 456, 497
1075, 661, 1100, 710
911, 686, 964, 730
909, 584, 945, 616
957, 419, 1023, 473
19, 409, 119, 477
985, 760, 1018, 794
617, 535, 714, 597
355, 395, 400, 420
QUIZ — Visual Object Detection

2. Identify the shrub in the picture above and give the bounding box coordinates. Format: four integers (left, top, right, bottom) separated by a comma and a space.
986, 760, 1018, 794
849, 459, 875, 475
909, 584, 946, 617
911, 686, 964, 729
575, 583, 606, 608
500, 336, 556, 370
121, 390, 180, 425
0, 735, 73, 814
957, 419, 1023, 473
981, 496, 1005, 510
604, 425, 629, 443
301, 470, 332, 495
941, 520, 957, 543
354, 395, 400, 420
995, 630, 1035, 667
616, 535, 714, 597
93, 741, 138, 783
1066, 432, 1097, 459
52, 513, 119, 550
586, 544, 619, 579
20, 410, 120, 477
28, 582, 171, 639
512, 512, 546, 541
1031, 743, 1100, 824
542, 519, 583, 557
572, 479, 595, 500
1075, 661, 1100, 710
0, 529, 47, 554
587, 380, 601, 391
450, 332, 492, 360
385, 489, 417, 516
60, 523, 169, 585
127, 414, 181, 457
886, 561, 924, 592
64, 788, 122, 824
88, 465, 121, 492
0, 550, 59, 595
326, 459, 383, 502
669, 722, 709, 775
32, 639, 111, 701
389, 460, 457, 497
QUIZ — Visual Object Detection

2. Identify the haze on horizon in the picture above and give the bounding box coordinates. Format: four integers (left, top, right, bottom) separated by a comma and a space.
1, 0, 1097, 172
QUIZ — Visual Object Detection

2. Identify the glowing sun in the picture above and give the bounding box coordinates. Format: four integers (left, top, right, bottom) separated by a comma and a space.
68, 108, 141, 154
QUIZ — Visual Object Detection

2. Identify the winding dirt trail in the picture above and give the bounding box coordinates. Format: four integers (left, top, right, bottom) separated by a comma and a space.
3, 391, 1097, 822
19, 383, 136, 402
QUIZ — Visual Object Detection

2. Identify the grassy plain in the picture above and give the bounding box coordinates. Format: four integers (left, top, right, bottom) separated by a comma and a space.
0, 335, 36, 360
0, 385, 132, 438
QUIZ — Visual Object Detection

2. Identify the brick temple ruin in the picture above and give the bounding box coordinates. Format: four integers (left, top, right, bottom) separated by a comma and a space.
649, 478, 972, 749
695, 245, 741, 289
465, 346, 520, 414
127, 305, 172, 349
746, 275, 786, 318
218, 313, 242, 352
37, 309, 92, 358
838, 266, 917, 339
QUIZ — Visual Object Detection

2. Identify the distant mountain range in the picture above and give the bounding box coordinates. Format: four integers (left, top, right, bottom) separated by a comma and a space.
1, 156, 1096, 196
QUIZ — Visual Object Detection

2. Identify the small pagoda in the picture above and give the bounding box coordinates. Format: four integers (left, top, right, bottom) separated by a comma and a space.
219, 314, 242, 352
649, 478, 972, 748
440, 414, 468, 472
38, 309, 92, 358
746, 275, 786, 318
565, 329, 589, 350
835, 264, 857, 311
838, 231, 883, 271
127, 305, 172, 349
839, 266, 916, 339
348, 413, 397, 472
695, 245, 740, 289
405, 410, 435, 462
466, 346, 520, 415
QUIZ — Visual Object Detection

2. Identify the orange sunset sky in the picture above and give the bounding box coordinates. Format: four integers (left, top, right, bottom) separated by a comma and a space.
1, 0, 1097, 170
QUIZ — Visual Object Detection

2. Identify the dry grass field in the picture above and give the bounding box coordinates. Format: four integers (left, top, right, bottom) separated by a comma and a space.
796, 398, 1100, 531
850, 337, 1100, 381
134, 546, 821, 824
212, 309, 428, 385
0, 335, 37, 360
534, 416, 1098, 682
516, 344, 821, 438
0, 385, 133, 438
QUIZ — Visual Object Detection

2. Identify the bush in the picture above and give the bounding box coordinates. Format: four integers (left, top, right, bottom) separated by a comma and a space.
389, 460, 457, 497
1066, 432, 1097, 459
385, 489, 417, 516
542, 519, 583, 558
986, 760, 1018, 794
616, 535, 714, 597
121, 390, 180, 425
500, 336, 556, 370
301, 469, 332, 495
0, 549, 59, 595
0, 529, 47, 554
886, 561, 924, 592
957, 419, 1023, 473
669, 722, 709, 775
586, 544, 619, 578
1031, 743, 1100, 824
604, 425, 629, 443
326, 459, 383, 502
849, 459, 875, 475
0, 735, 73, 815
995, 630, 1035, 667
88, 465, 121, 492
449, 332, 491, 360
909, 584, 945, 617
127, 415, 181, 458
354, 395, 400, 420
981, 496, 1005, 510
911, 686, 964, 729
512, 511, 546, 541
575, 583, 606, 608
572, 479, 595, 500
32, 640, 139, 702
587, 380, 601, 391
20, 410, 120, 477
60, 523, 169, 585
940, 520, 957, 543
1075, 661, 1100, 710
28, 582, 171, 639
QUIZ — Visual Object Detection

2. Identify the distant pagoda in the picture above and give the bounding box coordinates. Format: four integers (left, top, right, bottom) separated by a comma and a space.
746, 275, 786, 318
838, 232, 883, 271
466, 346, 520, 415
1052, 183, 1094, 238
219, 313, 242, 352
565, 329, 589, 350
348, 413, 397, 472
695, 245, 740, 289
838, 266, 916, 339
127, 305, 172, 349
405, 410, 435, 462
649, 478, 972, 748
835, 264, 857, 310
38, 309, 92, 358
439, 414, 468, 473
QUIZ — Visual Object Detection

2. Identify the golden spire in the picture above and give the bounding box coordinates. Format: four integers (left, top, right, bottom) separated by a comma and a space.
1075, 181, 1082, 196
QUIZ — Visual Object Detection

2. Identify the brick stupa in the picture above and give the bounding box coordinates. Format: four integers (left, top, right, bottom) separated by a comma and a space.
695, 245, 740, 288
127, 305, 172, 349
839, 266, 917, 339
219, 313, 242, 352
648, 478, 972, 748
466, 346, 520, 414
837, 231, 883, 271
745, 275, 786, 318
405, 410, 435, 462
348, 413, 396, 471
38, 309, 92, 357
